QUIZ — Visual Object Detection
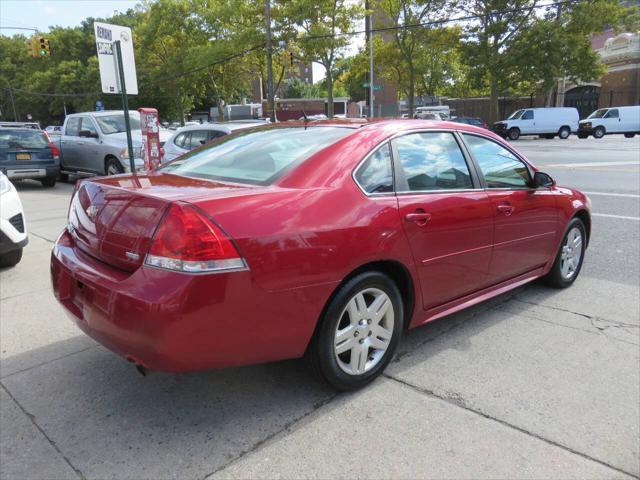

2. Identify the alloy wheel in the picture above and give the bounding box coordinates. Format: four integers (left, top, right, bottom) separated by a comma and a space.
560, 227, 583, 280
333, 288, 395, 376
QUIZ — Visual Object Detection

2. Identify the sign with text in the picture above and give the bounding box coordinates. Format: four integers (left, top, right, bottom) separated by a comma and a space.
94, 22, 138, 95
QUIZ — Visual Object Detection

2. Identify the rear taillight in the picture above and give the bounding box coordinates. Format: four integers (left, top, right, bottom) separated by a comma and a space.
145, 203, 246, 273
50, 143, 60, 160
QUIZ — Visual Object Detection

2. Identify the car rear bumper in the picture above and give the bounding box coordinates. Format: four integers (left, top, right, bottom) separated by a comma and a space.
1, 164, 60, 179
50, 230, 326, 372
0, 230, 28, 254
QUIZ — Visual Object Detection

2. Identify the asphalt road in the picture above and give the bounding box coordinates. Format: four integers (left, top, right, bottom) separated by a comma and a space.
1, 135, 638, 480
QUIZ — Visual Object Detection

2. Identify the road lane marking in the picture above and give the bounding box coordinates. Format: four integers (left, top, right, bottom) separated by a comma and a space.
592, 213, 640, 221
545, 161, 639, 168
583, 191, 640, 199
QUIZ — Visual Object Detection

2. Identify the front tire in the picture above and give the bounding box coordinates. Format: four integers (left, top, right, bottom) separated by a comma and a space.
624, 133, 635, 138
0, 248, 23, 268
308, 271, 403, 391
105, 157, 124, 176
544, 218, 586, 288
593, 126, 605, 139
508, 128, 520, 141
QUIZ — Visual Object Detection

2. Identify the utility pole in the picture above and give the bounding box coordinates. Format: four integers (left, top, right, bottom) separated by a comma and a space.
265, 0, 276, 123
369, 13, 374, 118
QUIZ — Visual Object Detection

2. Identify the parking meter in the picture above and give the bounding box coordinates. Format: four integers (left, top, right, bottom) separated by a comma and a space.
138, 108, 161, 170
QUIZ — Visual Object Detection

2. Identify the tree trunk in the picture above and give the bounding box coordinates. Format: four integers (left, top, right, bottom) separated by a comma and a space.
408, 63, 415, 117
326, 69, 334, 118
489, 76, 499, 125
177, 94, 185, 126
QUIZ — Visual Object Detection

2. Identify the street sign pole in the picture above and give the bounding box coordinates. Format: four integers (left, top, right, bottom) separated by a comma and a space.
114, 40, 136, 175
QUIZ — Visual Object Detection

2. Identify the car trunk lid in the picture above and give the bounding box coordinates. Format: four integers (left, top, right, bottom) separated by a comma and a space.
67, 173, 253, 272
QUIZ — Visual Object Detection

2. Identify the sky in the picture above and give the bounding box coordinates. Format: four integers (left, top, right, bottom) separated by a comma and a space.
0, 0, 365, 82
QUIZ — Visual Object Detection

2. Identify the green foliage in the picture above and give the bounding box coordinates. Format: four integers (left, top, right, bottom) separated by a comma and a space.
281, 0, 363, 116
285, 77, 321, 98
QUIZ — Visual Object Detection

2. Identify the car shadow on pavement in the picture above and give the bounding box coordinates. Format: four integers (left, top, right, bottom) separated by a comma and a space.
3, 281, 620, 480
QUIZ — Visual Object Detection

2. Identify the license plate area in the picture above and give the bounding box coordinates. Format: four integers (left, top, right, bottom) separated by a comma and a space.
16, 153, 31, 161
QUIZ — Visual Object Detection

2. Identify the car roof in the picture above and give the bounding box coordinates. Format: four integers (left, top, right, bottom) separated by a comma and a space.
0, 127, 46, 133
171, 124, 233, 135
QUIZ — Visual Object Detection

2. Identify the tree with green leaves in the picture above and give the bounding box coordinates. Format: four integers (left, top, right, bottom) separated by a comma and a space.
375, 0, 451, 116
282, 0, 362, 117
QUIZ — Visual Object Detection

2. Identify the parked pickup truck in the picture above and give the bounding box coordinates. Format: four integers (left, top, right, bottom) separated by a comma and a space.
54, 110, 172, 180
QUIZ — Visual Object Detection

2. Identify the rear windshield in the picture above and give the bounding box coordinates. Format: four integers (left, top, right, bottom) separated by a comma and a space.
0, 129, 49, 149
161, 126, 354, 185
95, 113, 141, 134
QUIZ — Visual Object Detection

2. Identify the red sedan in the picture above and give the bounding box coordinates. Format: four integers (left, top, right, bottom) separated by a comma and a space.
51, 120, 590, 390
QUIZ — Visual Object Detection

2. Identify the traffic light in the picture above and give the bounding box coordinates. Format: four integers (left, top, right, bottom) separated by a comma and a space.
29, 36, 50, 57
38, 37, 50, 57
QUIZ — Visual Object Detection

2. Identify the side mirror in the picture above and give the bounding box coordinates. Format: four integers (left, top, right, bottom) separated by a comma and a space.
533, 171, 555, 188
79, 130, 98, 139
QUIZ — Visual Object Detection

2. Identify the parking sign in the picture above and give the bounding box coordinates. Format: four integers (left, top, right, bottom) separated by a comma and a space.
94, 22, 138, 95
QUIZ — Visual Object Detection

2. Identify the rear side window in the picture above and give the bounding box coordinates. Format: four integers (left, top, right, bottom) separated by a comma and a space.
463, 134, 530, 188
66, 117, 81, 136
0, 129, 49, 149
354, 143, 393, 194
161, 126, 353, 185
173, 133, 187, 148
394, 132, 472, 192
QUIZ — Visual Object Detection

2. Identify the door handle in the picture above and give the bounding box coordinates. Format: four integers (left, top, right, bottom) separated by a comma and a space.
405, 211, 432, 226
497, 204, 515, 216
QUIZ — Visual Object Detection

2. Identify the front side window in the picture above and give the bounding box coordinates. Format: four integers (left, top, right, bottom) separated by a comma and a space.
189, 130, 209, 149
604, 109, 619, 119
81, 117, 98, 135
463, 134, 531, 188
65, 117, 81, 136
161, 126, 353, 185
508, 110, 524, 120
354, 143, 393, 194
394, 132, 472, 192
522, 110, 534, 120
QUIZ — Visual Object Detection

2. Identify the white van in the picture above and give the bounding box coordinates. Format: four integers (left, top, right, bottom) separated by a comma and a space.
493, 107, 579, 140
578, 106, 640, 139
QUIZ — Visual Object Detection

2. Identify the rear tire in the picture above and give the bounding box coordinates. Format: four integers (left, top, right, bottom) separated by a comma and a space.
544, 218, 586, 288
59, 172, 69, 182
624, 133, 635, 138
105, 157, 124, 176
593, 126, 605, 139
558, 126, 571, 139
0, 248, 23, 268
508, 128, 520, 141
41, 176, 56, 188
308, 271, 403, 391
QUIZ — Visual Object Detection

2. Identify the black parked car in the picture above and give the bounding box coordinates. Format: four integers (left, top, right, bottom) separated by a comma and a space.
451, 117, 489, 129
0, 128, 60, 187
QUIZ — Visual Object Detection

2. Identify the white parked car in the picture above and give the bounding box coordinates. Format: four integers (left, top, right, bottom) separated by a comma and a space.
494, 107, 579, 140
162, 122, 265, 162
0, 172, 27, 267
578, 106, 640, 139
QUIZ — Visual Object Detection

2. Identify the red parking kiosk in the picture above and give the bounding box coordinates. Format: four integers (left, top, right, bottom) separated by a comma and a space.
138, 108, 162, 170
